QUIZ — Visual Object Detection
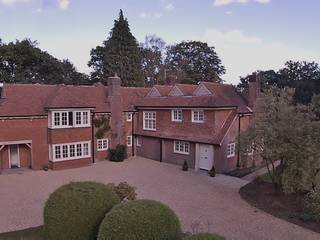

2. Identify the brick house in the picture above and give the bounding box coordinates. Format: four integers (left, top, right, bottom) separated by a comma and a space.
0, 76, 259, 173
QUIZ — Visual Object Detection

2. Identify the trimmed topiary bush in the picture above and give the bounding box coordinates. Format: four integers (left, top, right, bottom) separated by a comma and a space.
107, 182, 137, 201
186, 233, 225, 240
44, 181, 120, 240
98, 199, 182, 240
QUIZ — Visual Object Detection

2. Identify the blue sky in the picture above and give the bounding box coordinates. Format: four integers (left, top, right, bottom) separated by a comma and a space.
0, 0, 319, 84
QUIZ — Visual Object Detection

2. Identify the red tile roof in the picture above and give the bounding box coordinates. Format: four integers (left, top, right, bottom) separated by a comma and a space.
136, 82, 251, 113
0, 82, 250, 117
0, 84, 148, 117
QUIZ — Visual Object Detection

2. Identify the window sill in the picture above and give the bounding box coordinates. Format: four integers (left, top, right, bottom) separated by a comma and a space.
143, 128, 157, 131
174, 151, 190, 155
97, 149, 108, 152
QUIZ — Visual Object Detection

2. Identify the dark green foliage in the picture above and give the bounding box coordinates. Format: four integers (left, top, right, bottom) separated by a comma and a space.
305, 188, 320, 222
107, 182, 137, 201
98, 200, 182, 240
237, 61, 320, 104
43, 182, 120, 240
0, 39, 89, 85
141, 35, 166, 86
93, 116, 110, 139
89, 10, 143, 86
108, 144, 127, 162
165, 41, 225, 84
182, 160, 189, 171
185, 233, 225, 240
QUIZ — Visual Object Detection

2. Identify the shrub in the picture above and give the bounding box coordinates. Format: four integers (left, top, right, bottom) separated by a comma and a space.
109, 144, 127, 162
186, 233, 225, 240
304, 188, 320, 222
98, 200, 182, 240
107, 182, 137, 201
44, 181, 120, 240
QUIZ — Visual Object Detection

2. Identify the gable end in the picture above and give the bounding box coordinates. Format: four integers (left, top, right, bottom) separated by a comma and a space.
193, 84, 212, 96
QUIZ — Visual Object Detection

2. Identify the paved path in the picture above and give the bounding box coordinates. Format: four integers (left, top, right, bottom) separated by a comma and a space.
0, 157, 318, 240
242, 161, 280, 182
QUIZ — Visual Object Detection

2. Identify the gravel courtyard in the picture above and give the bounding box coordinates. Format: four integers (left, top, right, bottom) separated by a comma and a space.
0, 157, 318, 240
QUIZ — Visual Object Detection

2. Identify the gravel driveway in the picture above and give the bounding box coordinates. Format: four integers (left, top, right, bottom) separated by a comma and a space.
0, 157, 318, 240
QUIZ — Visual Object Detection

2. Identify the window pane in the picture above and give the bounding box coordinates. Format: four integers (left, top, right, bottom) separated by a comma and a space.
62, 112, 68, 125
70, 145, 75, 157
77, 144, 82, 156
54, 112, 60, 126
76, 112, 82, 125
55, 146, 61, 159
83, 143, 89, 156
83, 112, 88, 125
62, 145, 68, 158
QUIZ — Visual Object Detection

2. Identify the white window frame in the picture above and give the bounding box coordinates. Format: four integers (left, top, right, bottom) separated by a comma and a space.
50, 110, 91, 129
127, 135, 132, 147
51, 141, 91, 162
192, 110, 205, 123
171, 109, 183, 122
143, 111, 156, 131
174, 141, 190, 155
126, 112, 133, 122
136, 136, 141, 147
227, 143, 236, 158
97, 138, 109, 151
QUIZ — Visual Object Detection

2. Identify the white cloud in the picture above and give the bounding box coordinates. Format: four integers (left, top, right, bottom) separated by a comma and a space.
139, 12, 162, 19
58, 0, 70, 10
165, 3, 175, 12
193, 28, 320, 84
213, 0, 270, 7
225, 11, 233, 15
0, 0, 30, 6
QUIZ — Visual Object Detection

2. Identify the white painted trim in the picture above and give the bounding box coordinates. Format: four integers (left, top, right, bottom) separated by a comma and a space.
197, 144, 214, 171
51, 141, 91, 162
8, 145, 20, 168
126, 112, 133, 122
171, 109, 183, 122
49, 110, 91, 129
97, 139, 109, 151
173, 141, 190, 155
0, 140, 32, 146
227, 143, 236, 158
191, 110, 205, 123
168, 86, 183, 97
143, 111, 156, 131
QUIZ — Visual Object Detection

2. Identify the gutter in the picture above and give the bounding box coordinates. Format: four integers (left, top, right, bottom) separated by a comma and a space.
131, 112, 136, 157
237, 112, 244, 168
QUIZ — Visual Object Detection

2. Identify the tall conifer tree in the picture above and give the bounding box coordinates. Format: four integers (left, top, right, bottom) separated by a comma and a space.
89, 10, 143, 86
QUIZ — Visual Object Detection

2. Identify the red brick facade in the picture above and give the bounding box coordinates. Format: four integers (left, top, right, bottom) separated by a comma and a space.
0, 76, 259, 173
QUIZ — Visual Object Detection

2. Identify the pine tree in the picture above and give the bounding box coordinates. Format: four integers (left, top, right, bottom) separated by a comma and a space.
88, 10, 143, 86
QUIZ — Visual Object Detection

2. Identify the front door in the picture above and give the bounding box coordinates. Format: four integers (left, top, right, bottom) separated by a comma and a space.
9, 145, 20, 168
199, 144, 213, 170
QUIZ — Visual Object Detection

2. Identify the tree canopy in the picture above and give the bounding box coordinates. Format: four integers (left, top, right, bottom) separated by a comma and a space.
237, 61, 320, 104
0, 39, 89, 85
164, 41, 226, 84
239, 88, 320, 193
140, 35, 166, 86
88, 10, 143, 87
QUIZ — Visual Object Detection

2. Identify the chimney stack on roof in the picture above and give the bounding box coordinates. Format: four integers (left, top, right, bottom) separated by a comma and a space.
108, 73, 121, 97
107, 74, 123, 148
248, 72, 261, 108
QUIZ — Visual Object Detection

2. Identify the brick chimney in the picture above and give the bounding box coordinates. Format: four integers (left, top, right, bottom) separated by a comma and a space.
248, 73, 261, 108
108, 74, 123, 148
0, 82, 5, 99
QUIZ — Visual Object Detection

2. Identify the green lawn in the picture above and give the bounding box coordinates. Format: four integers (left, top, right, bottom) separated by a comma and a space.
0, 227, 43, 240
